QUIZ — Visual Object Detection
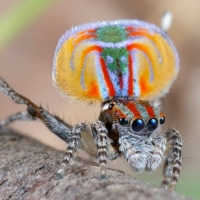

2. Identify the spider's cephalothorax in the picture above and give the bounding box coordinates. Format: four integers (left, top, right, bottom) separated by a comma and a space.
98, 99, 166, 171
0, 19, 182, 191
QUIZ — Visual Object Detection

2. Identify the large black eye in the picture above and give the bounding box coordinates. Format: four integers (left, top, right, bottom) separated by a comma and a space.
131, 118, 145, 132
160, 116, 165, 125
147, 118, 158, 131
119, 118, 129, 126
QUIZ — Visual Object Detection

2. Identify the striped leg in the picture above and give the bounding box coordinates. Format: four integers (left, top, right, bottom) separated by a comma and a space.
91, 121, 108, 179
0, 77, 30, 105
161, 129, 182, 191
56, 123, 87, 178
0, 77, 73, 143
0, 111, 36, 128
0, 77, 38, 128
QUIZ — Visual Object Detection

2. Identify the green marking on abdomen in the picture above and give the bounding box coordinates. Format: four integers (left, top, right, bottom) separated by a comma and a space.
97, 25, 127, 43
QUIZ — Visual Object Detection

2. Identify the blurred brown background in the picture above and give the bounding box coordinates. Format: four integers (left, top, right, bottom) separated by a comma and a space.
0, 0, 200, 197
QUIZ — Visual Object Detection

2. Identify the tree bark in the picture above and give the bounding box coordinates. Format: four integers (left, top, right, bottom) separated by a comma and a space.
0, 129, 190, 200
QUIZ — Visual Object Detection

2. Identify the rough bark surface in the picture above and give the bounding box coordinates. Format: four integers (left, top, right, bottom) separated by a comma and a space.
0, 129, 189, 200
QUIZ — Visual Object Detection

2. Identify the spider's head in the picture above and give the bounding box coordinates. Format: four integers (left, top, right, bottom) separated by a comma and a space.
99, 99, 165, 136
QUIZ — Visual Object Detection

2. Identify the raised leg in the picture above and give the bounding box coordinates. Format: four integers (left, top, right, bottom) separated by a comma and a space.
0, 77, 29, 105
161, 129, 182, 191
0, 111, 36, 128
0, 77, 72, 143
91, 121, 108, 179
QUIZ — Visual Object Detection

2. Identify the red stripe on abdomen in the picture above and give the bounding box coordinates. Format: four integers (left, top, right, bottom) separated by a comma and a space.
100, 57, 116, 97
128, 54, 133, 96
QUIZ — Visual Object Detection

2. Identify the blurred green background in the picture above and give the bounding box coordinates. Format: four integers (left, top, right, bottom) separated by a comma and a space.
0, 0, 200, 199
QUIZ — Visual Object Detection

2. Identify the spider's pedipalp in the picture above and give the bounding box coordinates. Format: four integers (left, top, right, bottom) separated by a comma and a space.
146, 135, 166, 172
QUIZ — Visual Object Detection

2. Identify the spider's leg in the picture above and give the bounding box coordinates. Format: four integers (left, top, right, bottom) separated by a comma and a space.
146, 135, 166, 172
0, 77, 72, 143
56, 122, 87, 178
0, 77, 30, 105
0, 77, 37, 127
0, 111, 36, 128
161, 129, 182, 191
91, 121, 108, 179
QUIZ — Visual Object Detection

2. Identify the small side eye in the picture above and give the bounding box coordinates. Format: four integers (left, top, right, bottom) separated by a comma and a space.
131, 118, 145, 132
119, 118, 129, 126
109, 103, 114, 110
160, 116, 165, 125
147, 118, 158, 131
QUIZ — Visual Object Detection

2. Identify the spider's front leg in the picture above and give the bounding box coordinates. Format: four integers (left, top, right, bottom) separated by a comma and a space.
162, 128, 182, 191
0, 111, 36, 128
91, 121, 108, 179
0, 77, 73, 143
56, 122, 87, 178
57, 121, 109, 179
